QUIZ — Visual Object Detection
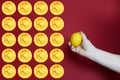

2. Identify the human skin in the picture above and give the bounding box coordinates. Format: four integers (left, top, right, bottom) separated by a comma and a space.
69, 32, 120, 73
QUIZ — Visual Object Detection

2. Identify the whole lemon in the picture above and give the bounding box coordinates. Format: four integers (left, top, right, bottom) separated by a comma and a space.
70, 32, 82, 47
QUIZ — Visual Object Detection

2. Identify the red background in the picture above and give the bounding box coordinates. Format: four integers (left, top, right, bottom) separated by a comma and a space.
0, 0, 120, 80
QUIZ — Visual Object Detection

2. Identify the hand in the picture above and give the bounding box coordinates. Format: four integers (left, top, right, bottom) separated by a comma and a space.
68, 31, 97, 57
69, 32, 120, 73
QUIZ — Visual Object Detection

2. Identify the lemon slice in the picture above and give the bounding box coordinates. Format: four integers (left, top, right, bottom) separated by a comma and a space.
18, 64, 32, 79
2, 48, 16, 63
2, 17, 16, 31
34, 48, 48, 63
50, 17, 64, 31
50, 64, 64, 78
34, 64, 48, 78
2, 33, 16, 47
34, 1, 48, 15
50, 33, 64, 47
34, 33, 48, 47
34, 17, 48, 31
18, 48, 32, 63
2, 1, 16, 15
18, 17, 32, 31
50, 48, 64, 63
2, 64, 16, 78
18, 1, 32, 15
18, 33, 32, 47
50, 1, 64, 15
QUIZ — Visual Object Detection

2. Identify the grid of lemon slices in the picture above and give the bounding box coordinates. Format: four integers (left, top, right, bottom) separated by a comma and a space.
1, 1, 64, 79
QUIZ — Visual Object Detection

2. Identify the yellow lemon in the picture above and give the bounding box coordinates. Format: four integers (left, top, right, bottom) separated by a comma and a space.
70, 32, 82, 47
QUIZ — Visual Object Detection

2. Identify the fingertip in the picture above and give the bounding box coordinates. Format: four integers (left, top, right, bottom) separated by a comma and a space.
80, 31, 83, 34
68, 41, 71, 46
71, 47, 76, 52
81, 32, 87, 40
80, 31, 86, 41
80, 31, 85, 36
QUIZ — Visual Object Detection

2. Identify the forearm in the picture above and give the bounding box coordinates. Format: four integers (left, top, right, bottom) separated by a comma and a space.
85, 48, 120, 73
69, 31, 120, 73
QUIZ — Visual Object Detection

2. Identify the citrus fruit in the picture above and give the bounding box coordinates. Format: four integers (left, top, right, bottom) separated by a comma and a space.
70, 32, 82, 47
